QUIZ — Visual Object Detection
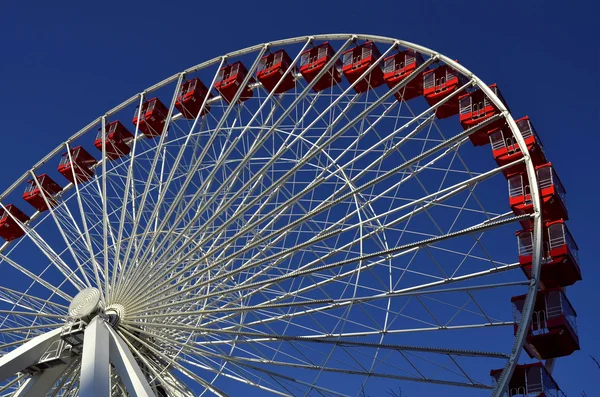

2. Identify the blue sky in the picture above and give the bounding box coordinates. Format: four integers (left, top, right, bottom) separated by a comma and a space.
1, 0, 598, 395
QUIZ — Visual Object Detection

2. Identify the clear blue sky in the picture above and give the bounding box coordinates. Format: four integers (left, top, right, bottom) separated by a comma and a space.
1, 1, 598, 395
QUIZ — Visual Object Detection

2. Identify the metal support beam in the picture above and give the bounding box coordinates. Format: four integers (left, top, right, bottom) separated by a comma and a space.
13, 362, 70, 397
0, 328, 61, 383
106, 325, 156, 397
80, 317, 110, 397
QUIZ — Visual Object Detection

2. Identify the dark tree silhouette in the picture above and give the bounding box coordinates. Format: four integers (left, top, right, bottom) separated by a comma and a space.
359, 386, 407, 397
386, 387, 405, 397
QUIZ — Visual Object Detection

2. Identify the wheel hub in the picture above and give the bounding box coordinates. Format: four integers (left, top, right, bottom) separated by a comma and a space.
68, 287, 102, 321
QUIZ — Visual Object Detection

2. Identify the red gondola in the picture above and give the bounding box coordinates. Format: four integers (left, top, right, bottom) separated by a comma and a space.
0, 204, 30, 241
175, 78, 213, 119
299, 42, 342, 92
489, 116, 547, 176
383, 49, 424, 101
256, 49, 296, 94
214, 62, 254, 104
512, 289, 580, 360
517, 219, 581, 288
94, 121, 134, 160
422, 64, 467, 119
458, 84, 508, 146
490, 363, 563, 397
23, 174, 62, 212
341, 41, 384, 93
508, 163, 568, 227
57, 146, 97, 184
132, 97, 169, 138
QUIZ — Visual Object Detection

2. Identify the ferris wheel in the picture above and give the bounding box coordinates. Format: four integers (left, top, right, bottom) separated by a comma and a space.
0, 34, 582, 397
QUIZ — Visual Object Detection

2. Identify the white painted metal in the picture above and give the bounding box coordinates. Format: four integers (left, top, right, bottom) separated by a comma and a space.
0, 328, 61, 382
13, 361, 71, 397
106, 325, 156, 397
80, 317, 110, 397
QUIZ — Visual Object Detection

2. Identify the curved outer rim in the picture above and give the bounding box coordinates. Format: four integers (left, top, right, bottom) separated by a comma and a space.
0, 33, 543, 396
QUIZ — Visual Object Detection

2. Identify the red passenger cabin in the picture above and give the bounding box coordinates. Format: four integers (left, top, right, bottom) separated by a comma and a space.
132, 97, 169, 138
517, 219, 581, 287
299, 42, 342, 92
175, 78, 213, 119
423, 64, 466, 119
57, 146, 97, 184
490, 363, 563, 397
383, 49, 425, 101
23, 174, 62, 212
341, 41, 384, 93
512, 289, 579, 360
458, 84, 508, 146
94, 121, 134, 160
0, 204, 30, 242
256, 49, 296, 94
490, 116, 547, 176
508, 163, 568, 227
214, 62, 254, 104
